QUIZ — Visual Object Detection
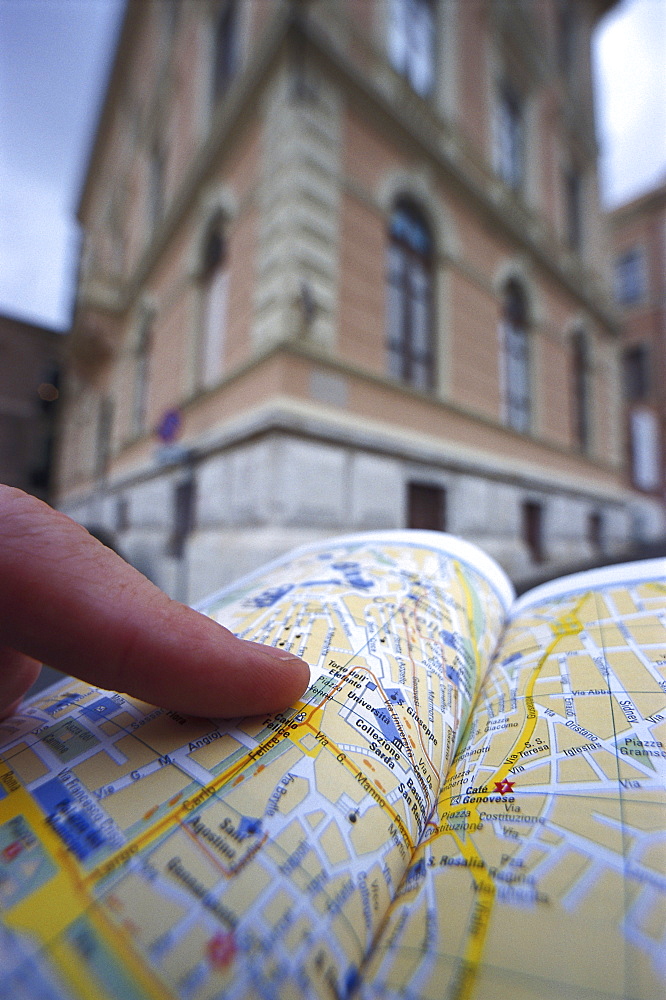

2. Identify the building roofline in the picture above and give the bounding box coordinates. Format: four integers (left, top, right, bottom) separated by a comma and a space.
75, 0, 620, 332
0, 310, 66, 340
76, 0, 134, 222
607, 176, 666, 226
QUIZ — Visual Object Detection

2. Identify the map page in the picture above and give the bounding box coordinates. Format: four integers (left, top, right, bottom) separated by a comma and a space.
0, 530, 510, 1000
360, 560, 666, 1000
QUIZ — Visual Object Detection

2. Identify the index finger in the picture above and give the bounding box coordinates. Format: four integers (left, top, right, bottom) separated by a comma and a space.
0, 487, 310, 717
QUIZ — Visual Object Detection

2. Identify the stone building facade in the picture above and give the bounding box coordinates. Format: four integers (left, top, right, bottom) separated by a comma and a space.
608, 180, 666, 511
0, 313, 62, 501
56, 0, 663, 603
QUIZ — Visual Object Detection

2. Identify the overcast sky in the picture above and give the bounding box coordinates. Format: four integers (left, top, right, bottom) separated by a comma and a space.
0, 0, 664, 332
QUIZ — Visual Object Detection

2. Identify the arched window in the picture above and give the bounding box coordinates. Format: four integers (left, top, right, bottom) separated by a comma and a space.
501, 280, 530, 432
198, 221, 228, 388
386, 199, 434, 391
571, 330, 590, 451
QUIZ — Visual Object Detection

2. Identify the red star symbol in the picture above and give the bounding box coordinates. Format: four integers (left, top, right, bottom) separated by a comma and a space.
494, 779, 515, 795
207, 931, 236, 969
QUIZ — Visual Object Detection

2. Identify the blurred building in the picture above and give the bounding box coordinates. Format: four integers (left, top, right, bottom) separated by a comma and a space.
55, 0, 663, 601
0, 312, 62, 501
608, 179, 666, 511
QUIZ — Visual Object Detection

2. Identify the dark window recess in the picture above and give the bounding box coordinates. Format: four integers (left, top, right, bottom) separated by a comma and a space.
571, 331, 589, 451
497, 82, 524, 191
95, 396, 114, 478
202, 226, 225, 277
615, 247, 645, 305
503, 279, 530, 432
407, 483, 446, 531
564, 168, 582, 251
149, 144, 165, 229
588, 511, 603, 553
623, 344, 650, 401
212, 1, 239, 102
133, 315, 152, 436
169, 477, 196, 558
116, 497, 130, 532
522, 500, 545, 564
556, 0, 577, 77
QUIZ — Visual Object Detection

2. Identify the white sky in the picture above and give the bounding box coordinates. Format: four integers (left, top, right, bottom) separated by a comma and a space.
0, 0, 664, 332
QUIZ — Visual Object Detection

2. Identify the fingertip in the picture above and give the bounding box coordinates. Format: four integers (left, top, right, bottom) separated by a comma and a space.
254, 644, 312, 706
0, 648, 42, 720
177, 633, 311, 719
227, 641, 311, 715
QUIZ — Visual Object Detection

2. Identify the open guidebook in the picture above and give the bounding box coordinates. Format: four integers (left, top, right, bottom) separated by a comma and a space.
0, 530, 664, 1000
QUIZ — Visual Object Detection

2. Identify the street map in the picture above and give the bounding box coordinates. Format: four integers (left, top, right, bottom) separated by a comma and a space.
361, 563, 666, 1000
0, 532, 663, 1000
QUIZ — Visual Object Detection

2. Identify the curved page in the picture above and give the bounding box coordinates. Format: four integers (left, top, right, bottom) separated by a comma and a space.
0, 530, 510, 1000
359, 558, 666, 1000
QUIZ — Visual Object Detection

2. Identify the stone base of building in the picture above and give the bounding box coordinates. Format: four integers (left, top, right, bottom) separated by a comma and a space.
59, 412, 664, 606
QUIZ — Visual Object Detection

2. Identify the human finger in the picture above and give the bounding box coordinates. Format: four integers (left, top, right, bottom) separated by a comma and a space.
0, 646, 42, 719
0, 486, 310, 717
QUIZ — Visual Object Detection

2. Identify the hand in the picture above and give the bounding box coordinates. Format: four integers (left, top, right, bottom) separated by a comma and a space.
0, 486, 310, 719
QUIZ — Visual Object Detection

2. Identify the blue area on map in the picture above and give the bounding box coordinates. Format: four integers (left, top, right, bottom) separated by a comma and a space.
446, 663, 461, 688
301, 579, 344, 587
238, 816, 262, 838
502, 652, 522, 666
331, 562, 374, 591
247, 584, 294, 608
35, 778, 74, 814
34, 779, 106, 860
81, 697, 120, 721
406, 858, 426, 882
366, 682, 376, 690
385, 686, 404, 706
440, 629, 458, 650
0, 785, 6, 801
44, 693, 82, 716
373, 689, 404, 745
343, 967, 361, 997
375, 715, 403, 746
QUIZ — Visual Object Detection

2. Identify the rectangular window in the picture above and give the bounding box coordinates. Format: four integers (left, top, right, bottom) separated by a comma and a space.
387, 0, 435, 97
95, 396, 114, 477
116, 497, 130, 532
564, 168, 582, 251
496, 82, 524, 191
149, 145, 165, 230
623, 344, 650, 401
615, 247, 646, 305
556, 0, 577, 78
212, 1, 239, 103
132, 315, 152, 437
629, 409, 661, 492
169, 477, 196, 558
588, 511, 603, 554
407, 482, 446, 531
522, 500, 544, 563
571, 331, 590, 451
